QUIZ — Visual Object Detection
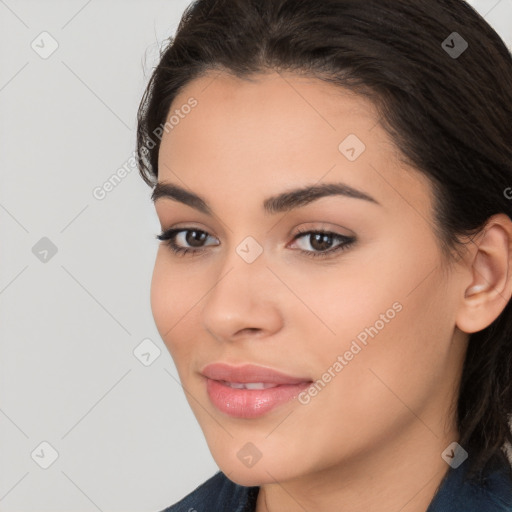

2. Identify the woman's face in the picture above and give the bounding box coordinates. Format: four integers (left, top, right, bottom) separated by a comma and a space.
151, 71, 467, 486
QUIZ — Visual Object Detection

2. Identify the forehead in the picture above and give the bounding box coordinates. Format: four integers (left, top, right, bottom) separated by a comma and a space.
157, 71, 433, 218
166, 70, 381, 141
160, 71, 387, 169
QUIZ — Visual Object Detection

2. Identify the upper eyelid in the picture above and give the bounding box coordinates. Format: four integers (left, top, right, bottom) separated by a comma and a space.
159, 217, 353, 234
161, 227, 219, 240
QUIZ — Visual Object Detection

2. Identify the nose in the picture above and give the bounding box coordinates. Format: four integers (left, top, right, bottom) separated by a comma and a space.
200, 245, 284, 343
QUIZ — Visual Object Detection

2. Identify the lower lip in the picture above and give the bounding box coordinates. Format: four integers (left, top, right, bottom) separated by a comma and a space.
205, 378, 311, 419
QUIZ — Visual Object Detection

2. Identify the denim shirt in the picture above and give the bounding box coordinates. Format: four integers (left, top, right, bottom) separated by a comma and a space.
160, 452, 512, 512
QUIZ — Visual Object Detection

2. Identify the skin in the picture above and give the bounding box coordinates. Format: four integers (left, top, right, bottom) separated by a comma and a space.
150, 71, 512, 512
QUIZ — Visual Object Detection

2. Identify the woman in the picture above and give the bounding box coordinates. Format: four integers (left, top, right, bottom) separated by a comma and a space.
136, 0, 512, 510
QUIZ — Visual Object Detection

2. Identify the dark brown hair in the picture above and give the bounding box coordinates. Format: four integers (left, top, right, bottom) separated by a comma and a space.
136, 0, 512, 479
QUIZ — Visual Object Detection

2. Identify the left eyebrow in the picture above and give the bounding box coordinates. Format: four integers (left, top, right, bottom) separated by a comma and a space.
151, 181, 381, 215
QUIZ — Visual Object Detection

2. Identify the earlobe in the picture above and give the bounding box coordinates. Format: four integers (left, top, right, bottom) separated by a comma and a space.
456, 214, 512, 334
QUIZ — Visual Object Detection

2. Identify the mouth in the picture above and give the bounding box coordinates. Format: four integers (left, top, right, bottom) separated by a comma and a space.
200, 362, 311, 384
201, 362, 313, 418
217, 381, 281, 390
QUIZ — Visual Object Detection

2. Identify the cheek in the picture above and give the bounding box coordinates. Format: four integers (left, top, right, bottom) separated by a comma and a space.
301, 235, 450, 393
321, 260, 452, 416
286, 241, 408, 353
150, 250, 197, 352
286, 284, 453, 469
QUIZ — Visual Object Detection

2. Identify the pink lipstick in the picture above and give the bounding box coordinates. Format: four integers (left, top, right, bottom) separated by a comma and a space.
201, 363, 312, 419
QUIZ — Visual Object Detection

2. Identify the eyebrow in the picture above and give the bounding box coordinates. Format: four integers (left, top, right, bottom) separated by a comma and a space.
151, 181, 381, 215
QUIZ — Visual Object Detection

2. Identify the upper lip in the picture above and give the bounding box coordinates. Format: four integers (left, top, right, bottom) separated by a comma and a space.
201, 363, 312, 385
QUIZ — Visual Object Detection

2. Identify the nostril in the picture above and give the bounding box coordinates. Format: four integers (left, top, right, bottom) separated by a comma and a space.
238, 327, 260, 335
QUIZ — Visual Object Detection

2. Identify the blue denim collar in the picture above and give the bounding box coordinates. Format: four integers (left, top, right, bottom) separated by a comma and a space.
425, 451, 512, 511
162, 451, 512, 511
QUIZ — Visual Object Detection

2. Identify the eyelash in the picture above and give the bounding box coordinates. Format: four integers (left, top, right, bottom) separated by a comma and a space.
156, 226, 356, 259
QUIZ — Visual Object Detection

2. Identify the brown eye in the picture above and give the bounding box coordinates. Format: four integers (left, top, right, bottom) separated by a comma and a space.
308, 232, 335, 251
156, 228, 219, 256
184, 230, 209, 247
290, 229, 356, 259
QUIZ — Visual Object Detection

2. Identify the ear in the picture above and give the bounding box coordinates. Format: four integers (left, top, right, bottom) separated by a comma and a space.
455, 213, 512, 334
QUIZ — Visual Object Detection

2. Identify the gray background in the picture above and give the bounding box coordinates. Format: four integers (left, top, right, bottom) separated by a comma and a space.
0, 1, 511, 511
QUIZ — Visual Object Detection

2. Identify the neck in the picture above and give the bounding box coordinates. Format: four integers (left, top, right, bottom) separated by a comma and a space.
255, 419, 458, 512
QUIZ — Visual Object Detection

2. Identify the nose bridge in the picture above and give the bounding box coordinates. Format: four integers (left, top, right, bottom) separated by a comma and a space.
200, 234, 282, 340
215, 231, 268, 289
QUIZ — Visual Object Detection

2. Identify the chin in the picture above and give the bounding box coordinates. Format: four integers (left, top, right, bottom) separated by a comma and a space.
222, 466, 284, 487
213, 450, 303, 487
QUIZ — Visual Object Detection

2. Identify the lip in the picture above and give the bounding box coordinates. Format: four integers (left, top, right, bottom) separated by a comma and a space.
201, 363, 311, 384
201, 363, 313, 419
